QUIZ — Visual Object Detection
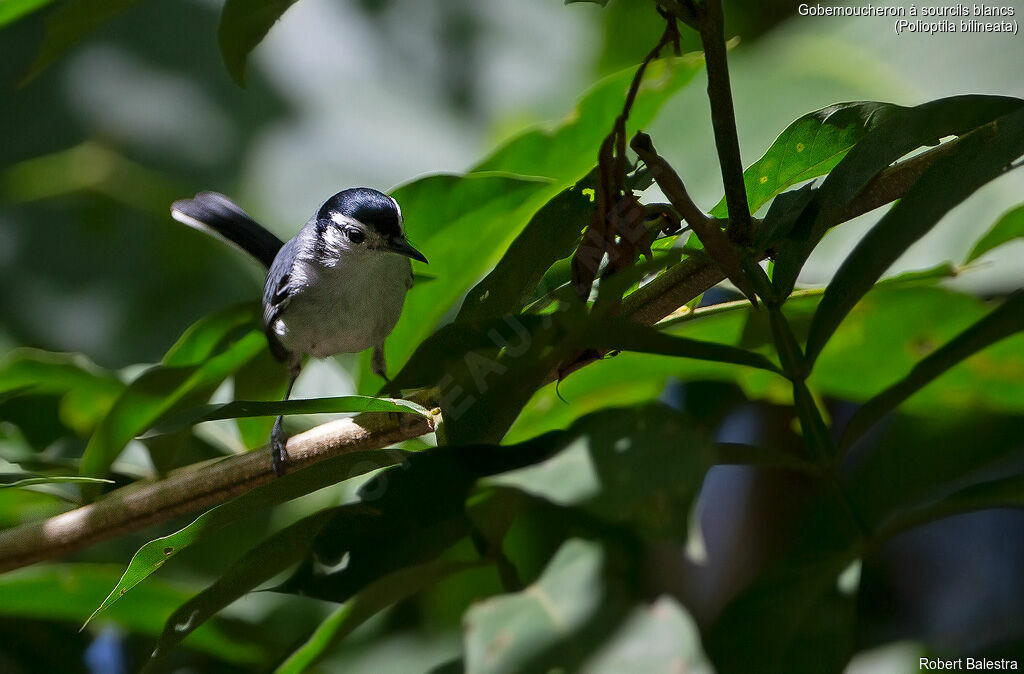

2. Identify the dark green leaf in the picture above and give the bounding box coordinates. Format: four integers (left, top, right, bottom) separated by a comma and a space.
804, 105, 1024, 365
966, 201, 1024, 263
457, 184, 592, 322
232, 347, 292, 449
0, 349, 123, 434
0, 564, 265, 663
79, 331, 266, 482
20, 0, 140, 84
709, 102, 898, 218
146, 394, 429, 438
273, 440, 556, 603
84, 449, 406, 628
840, 291, 1024, 452
385, 315, 552, 394
162, 304, 259, 367
487, 404, 713, 541
706, 553, 857, 674
773, 95, 1024, 297
580, 316, 783, 374
875, 474, 1024, 544
712, 443, 816, 473
217, 0, 300, 86
370, 174, 555, 390
846, 414, 1024, 529
276, 560, 479, 674
147, 508, 337, 666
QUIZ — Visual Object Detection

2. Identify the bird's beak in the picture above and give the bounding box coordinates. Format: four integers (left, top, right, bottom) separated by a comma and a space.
387, 238, 428, 263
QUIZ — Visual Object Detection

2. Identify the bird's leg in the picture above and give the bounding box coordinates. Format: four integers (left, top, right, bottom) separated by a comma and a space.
371, 344, 390, 382
271, 363, 300, 477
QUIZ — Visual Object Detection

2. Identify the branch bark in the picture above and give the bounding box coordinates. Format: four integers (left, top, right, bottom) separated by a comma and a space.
0, 409, 438, 573
0, 140, 955, 574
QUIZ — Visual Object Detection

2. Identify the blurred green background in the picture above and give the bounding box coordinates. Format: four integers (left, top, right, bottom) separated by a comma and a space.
1, 0, 1023, 672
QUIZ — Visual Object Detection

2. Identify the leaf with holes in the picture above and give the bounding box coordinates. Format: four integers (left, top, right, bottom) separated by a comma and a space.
709, 102, 898, 218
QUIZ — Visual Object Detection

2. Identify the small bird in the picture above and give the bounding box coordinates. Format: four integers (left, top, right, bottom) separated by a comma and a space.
171, 188, 427, 476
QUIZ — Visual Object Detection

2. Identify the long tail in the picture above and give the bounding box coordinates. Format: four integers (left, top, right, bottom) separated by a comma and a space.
171, 192, 284, 269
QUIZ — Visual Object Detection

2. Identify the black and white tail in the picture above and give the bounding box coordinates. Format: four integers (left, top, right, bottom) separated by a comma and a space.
171, 192, 284, 269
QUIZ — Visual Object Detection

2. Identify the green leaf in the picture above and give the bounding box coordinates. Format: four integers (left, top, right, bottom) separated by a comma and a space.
273, 440, 556, 603
578, 315, 783, 375
385, 315, 553, 394
0, 475, 113, 489
966, 201, 1024, 263
474, 54, 705, 182
79, 331, 267, 482
839, 291, 1024, 452
457, 184, 592, 322
146, 394, 430, 438
0, 564, 265, 663
487, 404, 713, 541
582, 597, 710, 674
275, 559, 478, 674
162, 304, 260, 367
706, 553, 857, 674
20, 0, 140, 85
217, 0, 300, 86
147, 508, 337, 666
0, 0, 55, 29
373, 174, 555, 390
804, 105, 1024, 366
709, 102, 898, 218
773, 95, 1024, 297
0, 348, 123, 434
232, 347, 292, 449
463, 539, 607, 674
875, 474, 1024, 544
847, 413, 1024, 529
83, 449, 406, 628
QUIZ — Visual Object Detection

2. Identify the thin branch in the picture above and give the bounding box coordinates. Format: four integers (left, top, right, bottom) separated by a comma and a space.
0, 408, 438, 573
631, 131, 757, 303
0, 141, 956, 573
697, 0, 752, 243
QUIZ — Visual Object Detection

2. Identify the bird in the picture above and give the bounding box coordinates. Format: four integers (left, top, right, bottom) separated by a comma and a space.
170, 188, 427, 476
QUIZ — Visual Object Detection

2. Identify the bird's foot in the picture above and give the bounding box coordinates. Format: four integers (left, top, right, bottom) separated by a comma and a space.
271, 416, 288, 477
272, 437, 288, 477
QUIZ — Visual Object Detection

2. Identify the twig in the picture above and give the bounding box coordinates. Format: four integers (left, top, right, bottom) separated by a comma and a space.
631, 131, 757, 303
697, 0, 752, 244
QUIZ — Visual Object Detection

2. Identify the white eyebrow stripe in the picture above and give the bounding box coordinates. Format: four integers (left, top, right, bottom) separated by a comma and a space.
330, 212, 361, 228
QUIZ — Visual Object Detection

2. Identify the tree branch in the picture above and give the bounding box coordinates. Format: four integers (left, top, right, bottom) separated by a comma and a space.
0, 140, 956, 573
0, 409, 438, 573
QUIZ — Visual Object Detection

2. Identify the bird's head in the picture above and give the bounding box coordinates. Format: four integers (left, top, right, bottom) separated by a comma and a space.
315, 187, 427, 264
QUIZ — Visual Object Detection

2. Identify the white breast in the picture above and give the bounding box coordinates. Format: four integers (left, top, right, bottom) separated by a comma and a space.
272, 252, 410, 359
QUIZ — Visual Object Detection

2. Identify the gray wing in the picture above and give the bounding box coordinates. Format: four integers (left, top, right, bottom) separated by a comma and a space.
262, 236, 303, 362
405, 258, 414, 290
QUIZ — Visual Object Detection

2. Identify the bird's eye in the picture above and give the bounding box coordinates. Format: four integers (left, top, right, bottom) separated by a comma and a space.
346, 228, 365, 244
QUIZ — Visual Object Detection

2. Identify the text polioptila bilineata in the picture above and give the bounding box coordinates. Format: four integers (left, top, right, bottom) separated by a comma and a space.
171, 188, 427, 475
